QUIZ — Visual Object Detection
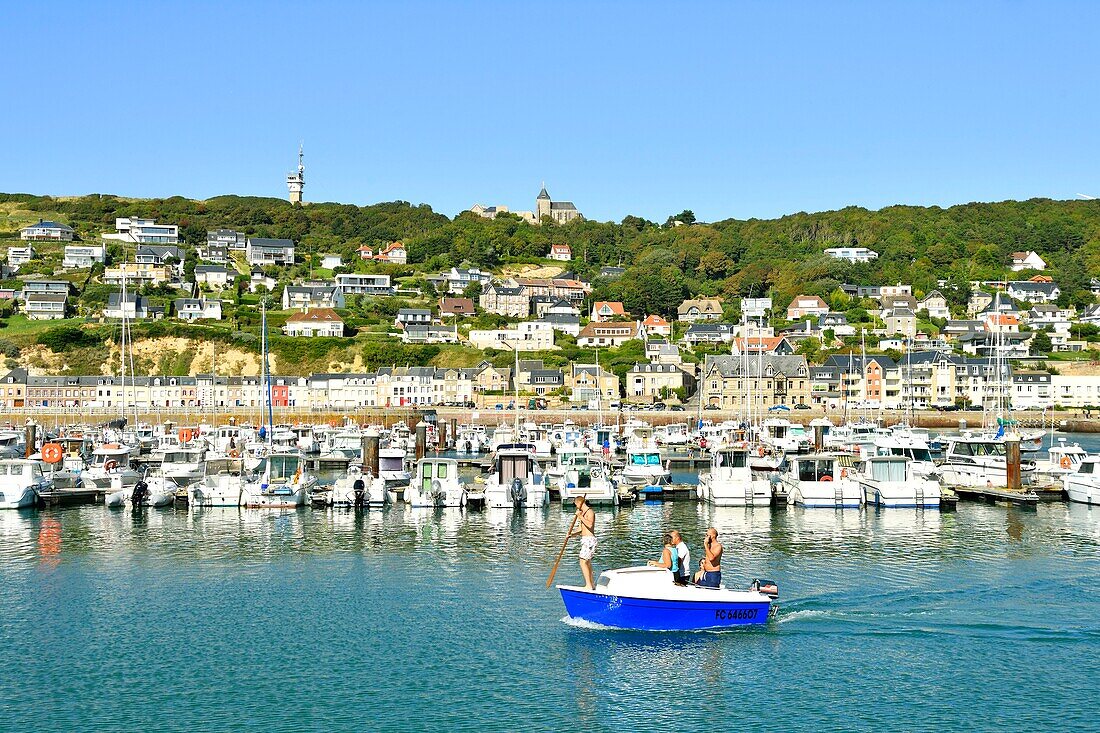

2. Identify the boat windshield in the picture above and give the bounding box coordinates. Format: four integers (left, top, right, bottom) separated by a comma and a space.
164, 450, 202, 462
0, 463, 34, 477
798, 459, 836, 482
261, 455, 300, 480
954, 441, 1006, 457
379, 455, 404, 472
630, 453, 662, 466
716, 451, 747, 468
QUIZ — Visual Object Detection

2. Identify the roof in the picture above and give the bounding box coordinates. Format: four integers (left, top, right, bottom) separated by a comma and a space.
643, 314, 670, 326
537, 187, 551, 200
592, 301, 627, 315
248, 237, 294, 248
195, 264, 233, 274
21, 220, 73, 232
578, 322, 640, 338
705, 354, 808, 378
677, 298, 722, 315
629, 362, 683, 374
440, 297, 475, 314
286, 308, 343, 324
1008, 281, 1058, 293
25, 292, 66, 303
550, 243, 571, 252
789, 295, 827, 308
549, 201, 577, 211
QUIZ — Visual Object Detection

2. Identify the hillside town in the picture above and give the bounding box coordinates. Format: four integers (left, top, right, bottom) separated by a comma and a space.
3, 165, 1100, 413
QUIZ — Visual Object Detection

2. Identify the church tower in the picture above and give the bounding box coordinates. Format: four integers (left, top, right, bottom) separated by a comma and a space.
536, 183, 551, 222
287, 144, 305, 203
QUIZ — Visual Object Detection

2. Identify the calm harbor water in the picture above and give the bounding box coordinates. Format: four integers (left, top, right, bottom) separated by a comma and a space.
2, 498, 1099, 733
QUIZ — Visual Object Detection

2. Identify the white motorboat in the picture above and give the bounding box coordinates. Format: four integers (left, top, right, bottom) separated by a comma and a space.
407, 457, 467, 507
0, 459, 50, 509
615, 426, 671, 487
80, 443, 140, 490
873, 433, 940, 481
188, 457, 247, 507
240, 453, 313, 508
454, 424, 488, 454
551, 448, 617, 505
655, 422, 691, 446
760, 418, 809, 454
320, 428, 363, 462
484, 444, 548, 509
937, 435, 1036, 488
0, 429, 25, 458
1034, 439, 1088, 480
857, 455, 940, 508
519, 422, 553, 459
327, 465, 388, 507
105, 474, 176, 508
378, 448, 411, 498
781, 453, 862, 508
698, 447, 772, 507
1064, 456, 1100, 505
160, 446, 206, 484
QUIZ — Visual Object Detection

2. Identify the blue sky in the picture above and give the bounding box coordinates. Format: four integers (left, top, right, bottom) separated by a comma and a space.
3, 1, 1097, 222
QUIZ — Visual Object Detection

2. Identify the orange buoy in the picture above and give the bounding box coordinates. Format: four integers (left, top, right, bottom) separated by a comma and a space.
42, 443, 64, 464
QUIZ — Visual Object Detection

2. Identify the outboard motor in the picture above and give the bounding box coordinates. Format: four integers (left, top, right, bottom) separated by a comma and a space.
353, 478, 365, 509
750, 578, 779, 599
509, 478, 527, 508
131, 480, 149, 507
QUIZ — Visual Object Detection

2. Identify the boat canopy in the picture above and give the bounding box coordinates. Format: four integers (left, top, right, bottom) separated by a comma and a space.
865, 456, 907, 482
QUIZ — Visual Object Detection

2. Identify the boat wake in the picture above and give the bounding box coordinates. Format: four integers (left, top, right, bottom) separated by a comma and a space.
560, 615, 617, 631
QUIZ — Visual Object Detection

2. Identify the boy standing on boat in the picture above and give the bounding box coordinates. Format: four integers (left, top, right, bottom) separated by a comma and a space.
570, 495, 597, 590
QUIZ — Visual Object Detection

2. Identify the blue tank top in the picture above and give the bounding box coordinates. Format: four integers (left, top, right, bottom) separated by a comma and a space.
669, 546, 679, 573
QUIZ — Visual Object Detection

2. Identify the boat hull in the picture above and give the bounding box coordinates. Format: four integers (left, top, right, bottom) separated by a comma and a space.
559, 587, 771, 631
1065, 478, 1100, 506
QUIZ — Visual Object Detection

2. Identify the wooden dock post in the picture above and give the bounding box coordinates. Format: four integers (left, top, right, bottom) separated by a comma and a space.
415, 421, 427, 461
1005, 434, 1021, 491
363, 428, 379, 477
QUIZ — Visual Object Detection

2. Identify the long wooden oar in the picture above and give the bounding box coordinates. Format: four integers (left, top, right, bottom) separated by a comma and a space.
546, 511, 579, 588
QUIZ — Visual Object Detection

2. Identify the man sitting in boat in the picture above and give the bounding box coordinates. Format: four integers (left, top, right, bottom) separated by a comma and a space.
693, 527, 722, 588
568, 495, 597, 590
671, 530, 691, 585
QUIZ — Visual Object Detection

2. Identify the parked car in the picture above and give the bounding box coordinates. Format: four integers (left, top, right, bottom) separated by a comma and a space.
794, 403, 811, 410
669, 405, 685, 411
653, 402, 667, 411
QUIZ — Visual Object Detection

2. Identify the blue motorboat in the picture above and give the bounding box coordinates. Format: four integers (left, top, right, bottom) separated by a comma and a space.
559, 566, 778, 631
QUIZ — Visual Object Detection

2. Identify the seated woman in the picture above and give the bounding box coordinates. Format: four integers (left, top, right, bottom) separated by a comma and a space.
647, 533, 677, 576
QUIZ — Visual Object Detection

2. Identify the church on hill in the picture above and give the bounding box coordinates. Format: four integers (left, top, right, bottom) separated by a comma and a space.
470, 185, 582, 225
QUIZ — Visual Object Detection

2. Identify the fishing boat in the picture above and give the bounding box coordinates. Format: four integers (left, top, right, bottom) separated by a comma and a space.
873, 433, 940, 481
484, 444, 548, 509
558, 566, 778, 631
0, 459, 51, 509
856, 455, 940, 508
937, 434, 1037, 488
326, 464, 389, 507
781, 453, 862, 508
697, 446, 772, 507
1064, 456, 1100, 505
454, 423, 488, 454
407, 457, 467, 507
378, 447, 411, 498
